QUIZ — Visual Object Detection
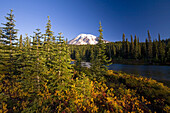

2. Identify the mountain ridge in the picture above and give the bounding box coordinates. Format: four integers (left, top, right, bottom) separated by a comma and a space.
68, 34, 109, 45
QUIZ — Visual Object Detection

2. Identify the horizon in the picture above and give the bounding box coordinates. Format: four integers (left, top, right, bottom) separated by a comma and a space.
0, 0, 170, 42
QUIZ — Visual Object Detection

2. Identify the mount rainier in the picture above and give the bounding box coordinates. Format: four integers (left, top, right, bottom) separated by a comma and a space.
68, 34, 109, 45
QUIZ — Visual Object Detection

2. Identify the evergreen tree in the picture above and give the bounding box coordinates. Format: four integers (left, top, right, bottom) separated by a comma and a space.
167, 40, 170, 62
125, 38, 129, 58
90, 22, 110, 81
15, 35, 23, 75
75, 47, 82, 73
97, 22, 111, 65
85, 45, 91, 62
147, 30, 152, 62
0, 9, 18, 76
108, 43, 112, 60
158, 34, 166, 63
56, 32, 72, 91
145, 38, 149, 59
134, 35, 138, 59
130, 35, 134, 59
44, 16, 54, 69
23, 29, 45, 93
43, 17, 57, 90
122, 33, 126, 58
141, 42, 147, 59
90, 46, 95, 64
138, 37, 141, 58
111, 43, 116, 59
0, 29, 3, 70
152, 39, 158, 62
49, 32, 72, 92
161, 42, 166, 63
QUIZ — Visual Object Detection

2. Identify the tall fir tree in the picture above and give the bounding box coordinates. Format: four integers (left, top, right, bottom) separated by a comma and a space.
85, 44, 91, 62
44, 16, 54, 69
24, 29, 45, 93
160, 42, 165, 63
0, 29, 3, 70
167, 40, 170, 62
48, 32, 72, 93
17, 34, 31, 79
0, 9, 18, 76
152, 39, 158, 62
125, 38, 130, 58
113, 44, 116, 57
75, 47, 82, 73
141, 42, 147, 59
158, 33, 165, 62
145, 38, 149, 59
147, 30, 152, 62
56, 32, 72, 91
90, 46, 95, 64
122, 33, 126, 58
130, 35, 134, 59
134, 35, 138, 59
15, 35, 24, 75
90, 22, 110, 81
138, 37, 141, 58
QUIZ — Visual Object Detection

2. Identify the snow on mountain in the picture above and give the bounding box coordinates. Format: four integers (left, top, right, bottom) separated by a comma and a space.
68, 34, 109, 45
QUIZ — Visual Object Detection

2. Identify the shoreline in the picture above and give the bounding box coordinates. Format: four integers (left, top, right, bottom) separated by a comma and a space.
112, 59, 170, 66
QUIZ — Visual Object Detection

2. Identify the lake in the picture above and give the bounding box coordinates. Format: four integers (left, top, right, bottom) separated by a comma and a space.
108, 64, 170, 81
71, 61, 170, 81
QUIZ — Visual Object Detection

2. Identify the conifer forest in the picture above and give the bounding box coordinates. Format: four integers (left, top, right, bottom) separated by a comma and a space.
0, 10, 170, 113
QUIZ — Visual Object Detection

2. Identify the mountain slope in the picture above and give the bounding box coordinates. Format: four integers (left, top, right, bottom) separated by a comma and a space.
68, 34, 109, 45
68, 34, 98, 45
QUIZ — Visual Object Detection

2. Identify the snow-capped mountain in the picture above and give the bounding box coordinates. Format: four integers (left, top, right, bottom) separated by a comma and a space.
68, 34, 109, 45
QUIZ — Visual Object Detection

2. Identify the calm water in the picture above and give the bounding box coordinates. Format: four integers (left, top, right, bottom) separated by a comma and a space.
71, 61, 170, 81
108, 64, 170, 81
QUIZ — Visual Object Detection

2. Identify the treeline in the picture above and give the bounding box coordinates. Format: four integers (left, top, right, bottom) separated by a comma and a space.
70, 33, 170, 65
0, 10, 170, 112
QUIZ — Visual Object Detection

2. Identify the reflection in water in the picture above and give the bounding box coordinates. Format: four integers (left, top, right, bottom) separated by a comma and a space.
108, 64, 170, 81
71, 61, 170, 81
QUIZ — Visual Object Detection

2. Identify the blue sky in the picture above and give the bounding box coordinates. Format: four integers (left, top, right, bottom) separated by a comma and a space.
0, 0, 170, 42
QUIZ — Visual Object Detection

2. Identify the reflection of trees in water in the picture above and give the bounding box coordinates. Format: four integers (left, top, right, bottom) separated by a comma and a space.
108, 64, 170, 80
